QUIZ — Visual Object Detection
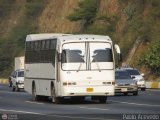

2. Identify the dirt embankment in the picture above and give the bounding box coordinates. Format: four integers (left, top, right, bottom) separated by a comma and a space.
38, 0, 81, 33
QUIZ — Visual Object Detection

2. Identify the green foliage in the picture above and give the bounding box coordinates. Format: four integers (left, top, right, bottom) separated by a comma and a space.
151, 0, 160, 7
86, 25, 107, 35
0, 0, 45, 77
86, 15, 118, 38
67, 0, 99, 23
0, 40, 13, 75
0, 0, 15, 18
25, 0, 44, 18
139, 40, 160, 75
123, 5, 135, 21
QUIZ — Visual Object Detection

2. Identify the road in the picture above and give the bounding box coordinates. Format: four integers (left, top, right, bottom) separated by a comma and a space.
0, 84, 160, 120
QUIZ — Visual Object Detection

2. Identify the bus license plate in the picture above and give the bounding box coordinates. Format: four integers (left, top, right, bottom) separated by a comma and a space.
86, 88, 93, 92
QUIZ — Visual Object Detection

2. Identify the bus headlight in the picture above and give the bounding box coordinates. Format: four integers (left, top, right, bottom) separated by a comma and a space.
63, 82, 76, 86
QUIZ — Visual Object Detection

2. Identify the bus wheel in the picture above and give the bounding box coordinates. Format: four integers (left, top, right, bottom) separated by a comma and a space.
32, 84, 39, 101
15, 85, 20, 92
51, 85, 61, 104
99, 96, 107, 103
133, 91, 138, 96
12, 86, 15, 92
124, 92, 128, 96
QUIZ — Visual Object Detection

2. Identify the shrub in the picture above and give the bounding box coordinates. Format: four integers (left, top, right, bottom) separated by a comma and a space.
0, 0, 15, 18
67, 0, 99, 24
139, 40, 160, 75
25, 0, 44, 18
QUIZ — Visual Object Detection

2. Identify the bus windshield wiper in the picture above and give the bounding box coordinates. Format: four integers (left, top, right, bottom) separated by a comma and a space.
77, 56, 85, 72
77, 62, 83, 72
91, 57, 101, 72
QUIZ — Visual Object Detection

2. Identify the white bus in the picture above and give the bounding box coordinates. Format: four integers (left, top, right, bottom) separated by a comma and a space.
24, 34, 121, 103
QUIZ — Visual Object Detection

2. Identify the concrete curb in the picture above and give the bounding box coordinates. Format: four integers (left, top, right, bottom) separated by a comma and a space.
146, 82, 160, 89
0, 79, 8, 84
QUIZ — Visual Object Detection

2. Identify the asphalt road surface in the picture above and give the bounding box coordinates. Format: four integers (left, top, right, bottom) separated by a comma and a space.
0, 84, 160, 120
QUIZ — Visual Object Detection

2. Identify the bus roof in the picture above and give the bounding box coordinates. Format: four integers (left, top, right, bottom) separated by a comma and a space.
26, 33, 70, 41
26, 34, 112, 43
57, 34, 112, 43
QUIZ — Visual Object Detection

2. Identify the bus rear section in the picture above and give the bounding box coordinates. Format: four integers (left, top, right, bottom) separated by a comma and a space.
56, 38, 115, 103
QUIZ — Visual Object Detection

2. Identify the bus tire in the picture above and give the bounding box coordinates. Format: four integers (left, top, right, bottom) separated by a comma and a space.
99, 96, 107, 103
51, 85, 61, 104
71, 96, 84, 103
124, 92, 128, 96
15, 85, 20, 92
12, 86, 15, 92
32, 83, 39, 101
133, 91, 138, 96
141, 88, 146, 91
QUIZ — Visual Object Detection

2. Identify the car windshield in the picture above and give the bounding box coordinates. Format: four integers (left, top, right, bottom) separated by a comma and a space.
126, 69, 140, 75
18, 71, 24, 77
115, 71, 131, 79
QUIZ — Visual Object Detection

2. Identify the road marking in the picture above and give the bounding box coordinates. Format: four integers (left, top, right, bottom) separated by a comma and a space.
7, 92, 15, 94
0, 109, 114, 120
7, 91, 26, 94
0, 90, 26, 94
25, 101, 44, 104
46, 114, 111, 120
0, 108, 43, 115
109, 100, 160, 107
80, 106, 109, 111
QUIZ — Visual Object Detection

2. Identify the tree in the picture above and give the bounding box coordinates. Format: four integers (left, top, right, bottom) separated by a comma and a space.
139, 40, 160, 75
67, 0, 99, 24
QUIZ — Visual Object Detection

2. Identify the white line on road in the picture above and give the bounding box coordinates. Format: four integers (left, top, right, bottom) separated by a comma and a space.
25, 101, 44, 104
80, 106, 109, 111
0, 108, 43, 115
46, 114, 113, 120
7, 92, 16, 94
0, 109, 114, 120
109, 100, 160, 107
7, 91, 27, 94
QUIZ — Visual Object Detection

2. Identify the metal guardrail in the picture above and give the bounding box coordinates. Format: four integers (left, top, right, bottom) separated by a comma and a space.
0, 79, 8, 84
0, 79, 160, 89
146, 82, 160, 89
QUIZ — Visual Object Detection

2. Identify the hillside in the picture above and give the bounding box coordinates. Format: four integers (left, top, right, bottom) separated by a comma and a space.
0, 0, 159, 80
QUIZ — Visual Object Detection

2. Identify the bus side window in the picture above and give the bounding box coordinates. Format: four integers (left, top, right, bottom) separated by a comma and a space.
61, 50, 67, 63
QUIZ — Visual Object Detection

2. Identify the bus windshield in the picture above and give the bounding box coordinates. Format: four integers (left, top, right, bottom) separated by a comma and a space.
61, 42, 113, 71
62, 49, 85, 63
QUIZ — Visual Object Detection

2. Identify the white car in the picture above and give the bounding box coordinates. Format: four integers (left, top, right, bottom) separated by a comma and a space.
11, 69, 24, 92
124, 68, 146, 91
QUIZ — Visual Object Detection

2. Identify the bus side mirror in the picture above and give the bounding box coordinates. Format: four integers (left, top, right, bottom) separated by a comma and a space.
114, 44, 122, 62
141, 73, 144, 77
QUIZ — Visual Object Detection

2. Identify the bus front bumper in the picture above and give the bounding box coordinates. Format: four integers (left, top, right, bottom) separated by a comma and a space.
61, 86, 115, 97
